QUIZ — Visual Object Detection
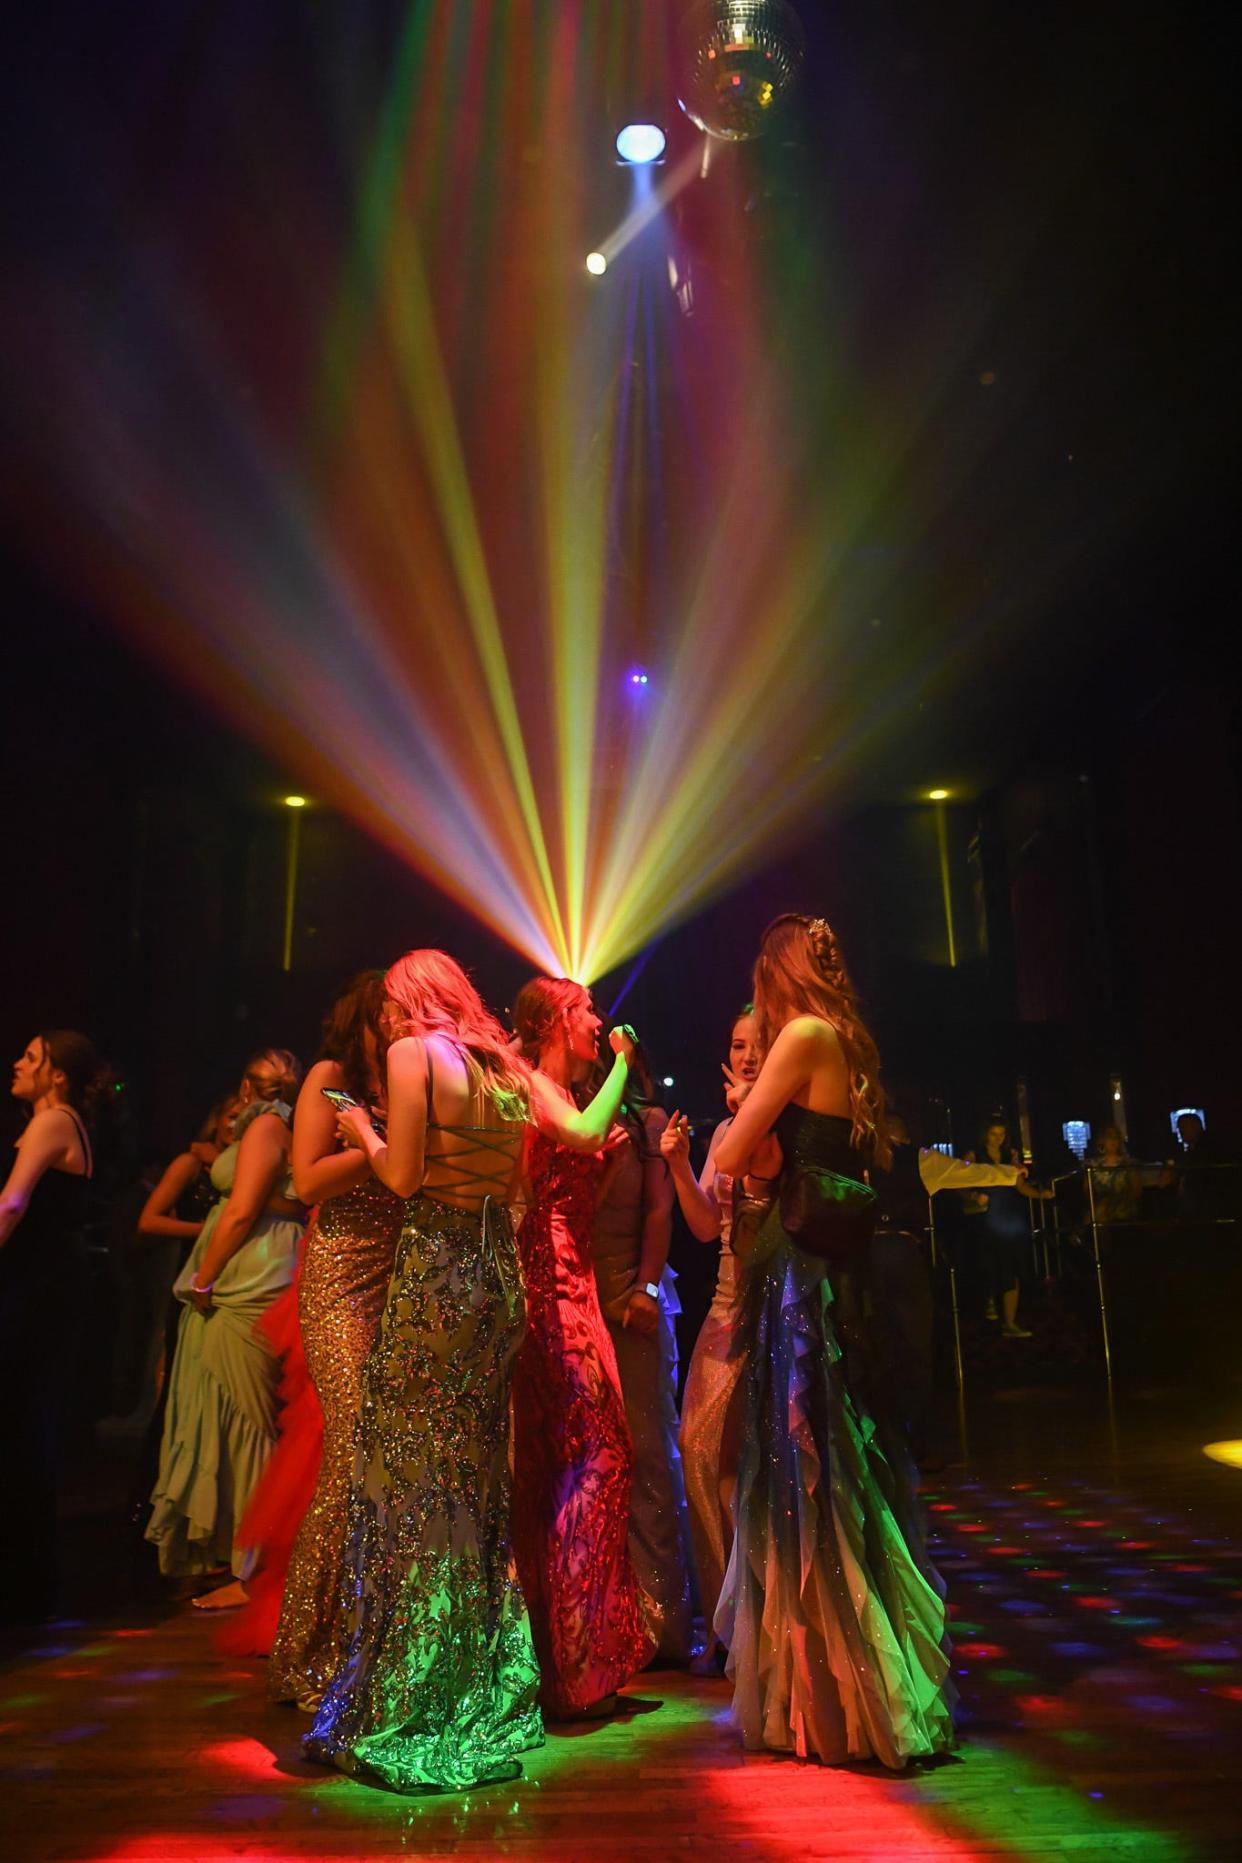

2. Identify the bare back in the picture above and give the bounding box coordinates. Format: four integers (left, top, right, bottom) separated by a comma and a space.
422, 1036, 525, 1213
789, 1015, 852, 1118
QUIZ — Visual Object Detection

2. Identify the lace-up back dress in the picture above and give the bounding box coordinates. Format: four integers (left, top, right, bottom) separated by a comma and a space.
306, 1048, 542, 1792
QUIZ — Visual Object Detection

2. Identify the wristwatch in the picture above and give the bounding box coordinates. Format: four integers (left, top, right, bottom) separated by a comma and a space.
639, 1281, 660, 1301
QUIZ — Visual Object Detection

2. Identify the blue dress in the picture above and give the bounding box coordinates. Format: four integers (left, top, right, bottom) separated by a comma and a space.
716, 1104, 954, 1767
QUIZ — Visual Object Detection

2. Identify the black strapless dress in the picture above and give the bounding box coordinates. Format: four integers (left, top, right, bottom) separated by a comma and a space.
715, 1104, 954, 1767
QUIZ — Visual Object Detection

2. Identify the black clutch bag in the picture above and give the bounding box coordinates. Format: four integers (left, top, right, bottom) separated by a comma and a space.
779, 1166, 878, 1263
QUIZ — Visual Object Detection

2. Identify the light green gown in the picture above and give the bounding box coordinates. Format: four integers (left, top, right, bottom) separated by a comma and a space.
146, 1101, 303, 1577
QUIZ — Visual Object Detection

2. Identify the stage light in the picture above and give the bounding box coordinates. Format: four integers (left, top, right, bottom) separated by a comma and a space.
1203, 1442, 1242, 1470
615, 123, 666, 164
662, 1075, 675, 1087
629, 669, 650, 686
283, 795, 307, 808
928, 788, 950, 801
585, 251, 608, 275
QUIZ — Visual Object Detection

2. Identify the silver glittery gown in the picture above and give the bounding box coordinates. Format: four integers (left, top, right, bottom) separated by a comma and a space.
305, 1082, 541, 1791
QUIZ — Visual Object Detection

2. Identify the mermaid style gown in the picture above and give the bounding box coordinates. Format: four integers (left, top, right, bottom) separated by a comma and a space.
267, 1177, 407, 1704
512, 1133, 658, 1714
717, 1104, 954, 1769
147, 1101, 303, 1578
306, 1083, 541, 1792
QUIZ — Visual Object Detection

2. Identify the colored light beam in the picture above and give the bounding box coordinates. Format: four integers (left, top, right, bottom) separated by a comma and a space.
2, 3, 1047, 982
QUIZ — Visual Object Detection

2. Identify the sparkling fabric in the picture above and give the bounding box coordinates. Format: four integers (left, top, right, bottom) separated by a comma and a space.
593, 1110, 694, 1660
717, 1105, 955, 1768
146, 1102, 302, 1578
678, 1164, 750, 1628
305, 1189, 542, 1791
268, 1177, 406, 1705
512, 1132, 658, 1714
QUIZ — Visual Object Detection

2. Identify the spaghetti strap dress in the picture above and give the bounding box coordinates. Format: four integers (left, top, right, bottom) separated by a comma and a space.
306, 1060, 541, 1792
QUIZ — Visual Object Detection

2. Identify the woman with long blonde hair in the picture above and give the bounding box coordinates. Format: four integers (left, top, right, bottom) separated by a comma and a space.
306, 950, 635, 1792
713, 914, 953, 1769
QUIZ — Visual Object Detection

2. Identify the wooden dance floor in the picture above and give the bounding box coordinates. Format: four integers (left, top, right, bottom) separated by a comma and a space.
6, 1390, 1242, 1861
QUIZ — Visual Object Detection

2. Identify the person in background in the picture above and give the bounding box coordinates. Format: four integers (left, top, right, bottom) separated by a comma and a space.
660, 1007, 781, 1670
146, 1048, 304, 1606
0, 1030, 108, 1622
962, 1116, 1054, 1338
591, 1043, 694, 1664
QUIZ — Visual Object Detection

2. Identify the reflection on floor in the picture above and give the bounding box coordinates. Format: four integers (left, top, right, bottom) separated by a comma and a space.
5, 1388, 1241, 1860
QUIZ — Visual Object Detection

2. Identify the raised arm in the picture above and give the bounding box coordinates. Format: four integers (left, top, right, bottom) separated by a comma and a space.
660, 1112, 725, 1241
714, 1018, 829, 1178
530, 1030, 633, 1150
190, 1110, 290, 1295
138, 1151, 206, 1240
292, 1060, 375, 1204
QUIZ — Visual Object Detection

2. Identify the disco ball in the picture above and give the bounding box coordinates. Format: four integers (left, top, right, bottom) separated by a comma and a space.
676, 1, 807, 142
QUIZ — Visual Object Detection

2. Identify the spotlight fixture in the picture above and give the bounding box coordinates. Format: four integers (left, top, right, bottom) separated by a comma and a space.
662, 1075, 675, 1088
927, 788, 950, 802
629, 669, 650, 686
585, 251, 608, 276
284, 794, 308, 808
615, 123, 666, 164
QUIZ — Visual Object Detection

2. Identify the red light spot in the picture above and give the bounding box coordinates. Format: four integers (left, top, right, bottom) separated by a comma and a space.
1138, 1635, 1185, 1651
1172, 1563, 1209, 1573
958, 1523, 987, 1534
1029, 1568, 1067, 1580
109, 1628, 154, 1639
1210, 1685, 1242, 1702
198, 1738, 278, 1781
1011, 1483, 1034, 1492
1077, 1597, 1116, 1610
1120, 1541, 1153, 1551
1078, 1520, 1106, 1529
50, 1668, 95, 1680
987, 1545, 1025, 1557
929, 1502, 955, 1512
956, 1643, 1007, 1660
1015, 1694, 1073, 1720
1042, 1499, 1066, 1509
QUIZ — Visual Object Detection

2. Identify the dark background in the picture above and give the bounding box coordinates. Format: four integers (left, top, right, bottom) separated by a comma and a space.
3, 2, 1238, 1173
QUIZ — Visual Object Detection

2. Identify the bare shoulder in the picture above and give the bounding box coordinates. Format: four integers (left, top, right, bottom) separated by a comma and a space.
302, 1057, 343, 1090
779, 1014, 841, 1053
642, 1105, 669, 1137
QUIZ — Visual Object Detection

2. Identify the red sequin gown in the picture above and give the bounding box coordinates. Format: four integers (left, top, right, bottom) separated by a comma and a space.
511, 1133, 658, 1713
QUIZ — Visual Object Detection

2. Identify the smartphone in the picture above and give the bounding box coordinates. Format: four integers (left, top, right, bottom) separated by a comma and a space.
322, 1086, 387, 1139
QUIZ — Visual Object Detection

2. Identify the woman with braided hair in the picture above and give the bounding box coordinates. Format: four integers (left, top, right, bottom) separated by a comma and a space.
713, 914, 954, 1769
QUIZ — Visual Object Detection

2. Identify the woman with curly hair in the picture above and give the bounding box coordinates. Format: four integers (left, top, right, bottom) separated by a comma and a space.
306, 951, 635, 1792
713, 914, 954, 1769
146, 1046, 305, 1603
509, 977, 659, 1720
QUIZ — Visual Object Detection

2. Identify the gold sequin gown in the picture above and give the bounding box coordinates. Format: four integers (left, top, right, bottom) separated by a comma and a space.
306, 1081, 542, 1792
268, 1178, 406, 1706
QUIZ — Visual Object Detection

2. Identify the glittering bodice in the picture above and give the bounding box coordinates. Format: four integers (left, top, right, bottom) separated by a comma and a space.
774, 1104, 862, 1180
300, 1177, 406, 1315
